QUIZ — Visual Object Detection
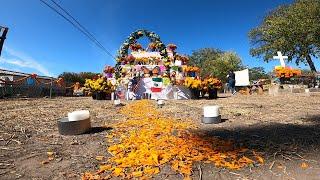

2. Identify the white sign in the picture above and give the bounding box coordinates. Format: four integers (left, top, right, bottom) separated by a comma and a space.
235, 69, 250, 86
134, 78, 192, 99
131, 51, 161, 59
273, 51, 288, 67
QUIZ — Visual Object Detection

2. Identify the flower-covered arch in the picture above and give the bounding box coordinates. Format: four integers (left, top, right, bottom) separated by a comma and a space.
116, 29, 168, 62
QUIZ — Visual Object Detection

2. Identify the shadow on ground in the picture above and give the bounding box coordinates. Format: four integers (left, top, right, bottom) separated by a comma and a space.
196, 115, 320, 157
85, 126, 113, 134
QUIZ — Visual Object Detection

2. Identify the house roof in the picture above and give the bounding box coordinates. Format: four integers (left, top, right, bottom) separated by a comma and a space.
0, 69, 56, 80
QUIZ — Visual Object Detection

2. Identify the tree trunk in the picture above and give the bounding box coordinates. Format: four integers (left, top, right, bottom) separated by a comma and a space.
306, 55, 317, 72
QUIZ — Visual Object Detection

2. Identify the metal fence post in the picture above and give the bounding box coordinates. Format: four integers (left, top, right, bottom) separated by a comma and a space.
50, 78, 53, 98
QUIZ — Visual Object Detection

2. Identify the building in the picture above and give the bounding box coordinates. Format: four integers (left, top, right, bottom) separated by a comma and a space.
0, 69, 65, 98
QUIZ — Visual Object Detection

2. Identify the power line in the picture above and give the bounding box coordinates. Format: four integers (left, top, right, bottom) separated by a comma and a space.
39, 0, 115, 59
49, 0, 112, 57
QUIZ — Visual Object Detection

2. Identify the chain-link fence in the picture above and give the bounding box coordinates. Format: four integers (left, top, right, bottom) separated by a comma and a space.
0, 83, 66, 98
0, 69, 66, 98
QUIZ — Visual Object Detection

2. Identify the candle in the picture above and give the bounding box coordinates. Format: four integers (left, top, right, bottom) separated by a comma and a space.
203, 106, 220, 117
114, 99, 121, 105
157, 100, 164, 105
68, 110, 90, 121
157, 99, 165, 108
174, 92, 178, 99
111, 92, 115, 101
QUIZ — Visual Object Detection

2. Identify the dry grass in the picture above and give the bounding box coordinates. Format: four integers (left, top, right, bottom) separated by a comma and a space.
0, 93, 319, 179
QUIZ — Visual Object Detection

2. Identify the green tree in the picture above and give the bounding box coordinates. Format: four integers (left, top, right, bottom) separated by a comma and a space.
207, 52, 244, 82
189, 48, 223, 76
58, 72, 99, 86
249, 67, 270, 81
189, 49, 243, 82
79, 72, 98, 81
301, 69, 316, 76
248, 0, 320, 72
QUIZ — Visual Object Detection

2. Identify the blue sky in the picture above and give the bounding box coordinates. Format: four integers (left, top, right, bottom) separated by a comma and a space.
1, 0, 319, 77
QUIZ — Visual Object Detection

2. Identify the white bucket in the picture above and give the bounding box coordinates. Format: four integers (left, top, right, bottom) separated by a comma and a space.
203, 105, 220, 117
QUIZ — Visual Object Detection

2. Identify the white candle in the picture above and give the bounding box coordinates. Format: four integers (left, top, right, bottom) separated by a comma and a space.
174, 92, 178, 99
68, 110, 90, 121
111, 92, 115, 101
203, 106, 220, 117
157, 100, 164, 105
114, 99, 121, 105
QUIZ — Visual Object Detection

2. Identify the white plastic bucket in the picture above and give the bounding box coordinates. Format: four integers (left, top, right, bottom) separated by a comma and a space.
203, 106, 220, 117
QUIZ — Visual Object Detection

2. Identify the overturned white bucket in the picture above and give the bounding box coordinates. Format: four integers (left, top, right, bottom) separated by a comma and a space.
202, 105, 221, 124
58, 110, 91, 135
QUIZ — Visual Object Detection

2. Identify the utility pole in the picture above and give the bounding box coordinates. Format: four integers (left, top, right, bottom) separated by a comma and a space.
0, 26, 9, 57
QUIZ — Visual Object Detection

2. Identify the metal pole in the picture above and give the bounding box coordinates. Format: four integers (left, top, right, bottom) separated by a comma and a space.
49, 78, 53, 98
0, 27, 9, 57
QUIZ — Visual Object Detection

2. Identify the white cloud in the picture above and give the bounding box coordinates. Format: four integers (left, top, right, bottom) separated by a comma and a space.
0, 47, 53, 77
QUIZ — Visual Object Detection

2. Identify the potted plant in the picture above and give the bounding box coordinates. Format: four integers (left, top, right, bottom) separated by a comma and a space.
184, 77, 202, 99
202, 77, 222, 99
84, 77, 115, 100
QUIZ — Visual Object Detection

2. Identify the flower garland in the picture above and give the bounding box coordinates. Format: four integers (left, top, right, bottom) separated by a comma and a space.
103, 65, 115, 74
148, 42, 157, 51
116, 29, 168, 62
167, 43, 177, 51
115, 29, 170, 78
175, 54, 189, 64
129, 43, 143, 51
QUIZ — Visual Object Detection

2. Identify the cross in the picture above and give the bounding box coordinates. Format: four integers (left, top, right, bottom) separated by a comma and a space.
273, 51, 288, 67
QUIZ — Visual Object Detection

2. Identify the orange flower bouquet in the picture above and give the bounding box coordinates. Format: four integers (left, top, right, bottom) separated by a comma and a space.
274, 66, 301, 78
202, 77, 222, 89
184, 77, 202, 90
202, 77, 222, 99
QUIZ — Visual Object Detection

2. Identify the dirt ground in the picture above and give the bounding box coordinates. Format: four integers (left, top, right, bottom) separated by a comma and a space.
0, 93, 320, 180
